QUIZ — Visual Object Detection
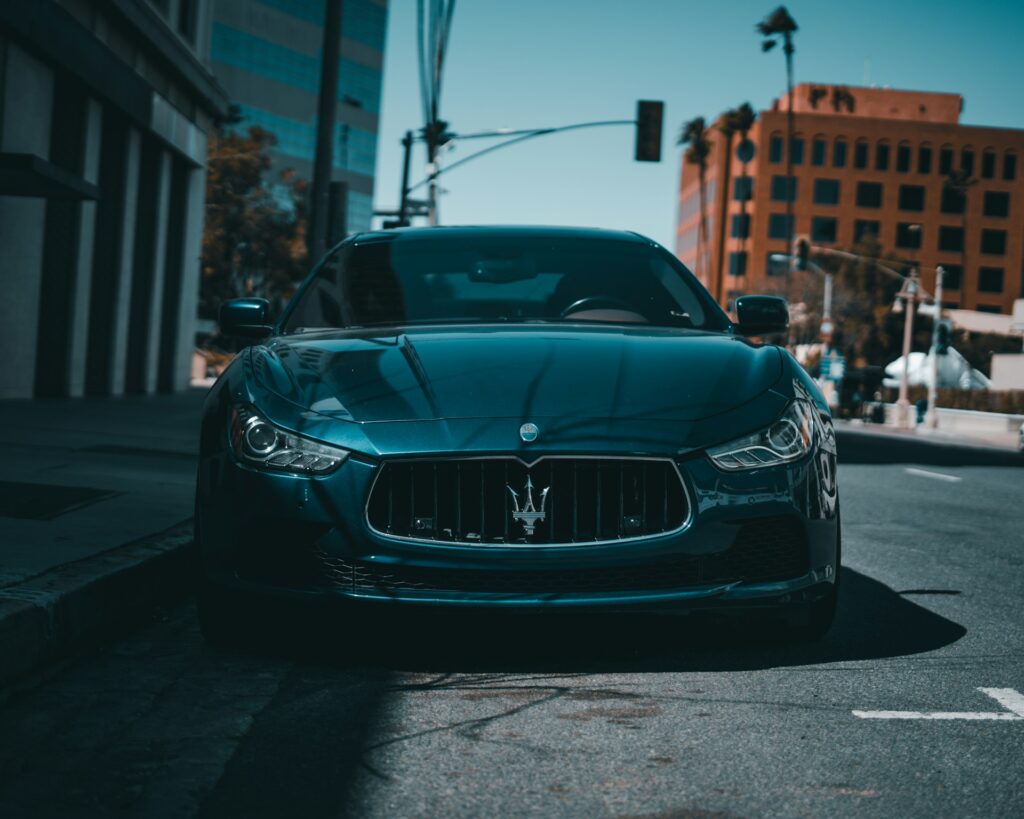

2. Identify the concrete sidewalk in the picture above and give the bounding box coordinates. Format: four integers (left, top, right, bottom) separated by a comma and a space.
0, 389, 205, 687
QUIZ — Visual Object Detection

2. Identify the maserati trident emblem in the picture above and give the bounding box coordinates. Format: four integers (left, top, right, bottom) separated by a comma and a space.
519, 422, 539, 443
507, 476, 550, 536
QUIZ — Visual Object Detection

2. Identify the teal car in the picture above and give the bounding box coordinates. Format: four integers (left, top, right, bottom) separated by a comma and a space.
196, 226, 840, 643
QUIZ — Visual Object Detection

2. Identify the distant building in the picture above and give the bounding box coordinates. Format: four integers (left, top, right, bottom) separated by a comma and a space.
677, 84, 1024, 315
0, 0, 228, 400
210, 0, 388, 237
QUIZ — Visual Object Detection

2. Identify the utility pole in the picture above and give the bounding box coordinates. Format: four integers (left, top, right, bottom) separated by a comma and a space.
308, 0, 342, 263
398, 130, 414, 226
925, 266, 945, 429
896, 270, 919, 429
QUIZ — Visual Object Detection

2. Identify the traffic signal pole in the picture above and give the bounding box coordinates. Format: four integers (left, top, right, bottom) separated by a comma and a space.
925, 265, 945, 429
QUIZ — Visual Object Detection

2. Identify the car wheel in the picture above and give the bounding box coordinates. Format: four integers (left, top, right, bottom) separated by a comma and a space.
782, 511, 841, 642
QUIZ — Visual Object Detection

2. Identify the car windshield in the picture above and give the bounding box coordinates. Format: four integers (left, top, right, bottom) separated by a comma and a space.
281, 233, 728, 333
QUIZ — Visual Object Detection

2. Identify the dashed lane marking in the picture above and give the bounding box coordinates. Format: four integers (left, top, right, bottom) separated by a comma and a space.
853, 687, 1024, 721
904, 467, 962, 483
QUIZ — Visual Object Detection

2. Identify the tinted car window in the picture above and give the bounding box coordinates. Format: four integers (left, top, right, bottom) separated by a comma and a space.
283, 235, 725, 332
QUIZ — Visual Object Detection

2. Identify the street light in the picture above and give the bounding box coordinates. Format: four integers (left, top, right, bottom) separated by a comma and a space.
894, 271, 919, 429
925, 265, 945, 429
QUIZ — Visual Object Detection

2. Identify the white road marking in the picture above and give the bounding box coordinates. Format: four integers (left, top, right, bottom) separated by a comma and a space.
853, 687, 1024, 721
904, 467, 962, 483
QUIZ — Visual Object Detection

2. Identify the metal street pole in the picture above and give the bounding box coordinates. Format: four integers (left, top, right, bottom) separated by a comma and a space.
925, 266, 945, 429
308, 0, 343, 263
896, 271, 918, 429
398, 130, 414, 226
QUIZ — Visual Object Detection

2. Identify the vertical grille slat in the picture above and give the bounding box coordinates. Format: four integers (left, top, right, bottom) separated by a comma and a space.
367, 458, 688, 545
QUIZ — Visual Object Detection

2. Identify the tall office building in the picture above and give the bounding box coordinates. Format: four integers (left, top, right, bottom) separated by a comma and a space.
677, 84, 1024, 315
210, 0, 388, 236
0, 0, 228, 399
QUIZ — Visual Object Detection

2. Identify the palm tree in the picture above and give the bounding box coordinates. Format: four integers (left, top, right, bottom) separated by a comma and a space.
712, 104, 756, 303
757, 6, 798, 276
678, 116, 712, 283
724, 103, 757, 264
943, 169, 977, 289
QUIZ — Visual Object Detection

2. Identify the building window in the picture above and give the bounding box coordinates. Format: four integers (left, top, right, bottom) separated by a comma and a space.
940, 187, 965, 214
981, 150, 996, 179
1005, 152, 1018, 181
731, 214, 750, 238
812, 138, 826, 166
981, 229, 1007, 255
875, 141, 890, 171
941, 264, 963, 290
856, 182, 883, 208
833, 139, 847, 168
733, 176, 753, 202
811, 217, 838, 244
961, 148, 975, 175
854, 140, 869, 169
896, 143, 912, 172
897, 184, 925, 211
983, 191, 1010, 218
939, 146, 954, 175
790, 137, 805, 165
768, 213, 794, 239
813, 178, 840, 205
918, 144, 932, 174
729, 251, 748, 276
770, 175, 797, 202
854, 219, 880, 243
976, 305, 1002, 314
896, 223, 922, 249
978, 267, 1004, 293
769, 135, 784, 163
938, 226, 964, 252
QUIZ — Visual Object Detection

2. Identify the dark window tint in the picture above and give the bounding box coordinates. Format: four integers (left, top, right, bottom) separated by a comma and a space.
768, 213, 794, 239
939, 147, 954, 175
833, 139, 847, 168
769, 135, 784, 163
981, 151, 996, 179
938, 226, 964, 252
729, 251, 748, 276
941, 187, 965, 214
790, 137, 805, 165
813, 178, 840, 205
177, 0, 198, 42
896, 144, 911, 172
856, 182, 883, 208
896, 223, 922, 249
1004, 152, 1018, 181
898, 185, 925, 211
918, 145, 932, 174
941, 264, 962, 290
875, 142, 890, 171
812, 138, 826, 166
983, 191, 1010, 218
731, 213, 750, 238
978, 267, 1004, 293
854, 220, 880, 243
733, 176, 754, 201
854, 141, 869, 169
770, 175, 797, 202
981, 229, 1006, 255
961, 148, 975, 175
811, 217, 837, 244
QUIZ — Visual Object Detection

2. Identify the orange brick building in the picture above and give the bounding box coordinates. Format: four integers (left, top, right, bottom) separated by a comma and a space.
676, 84, 1024, 314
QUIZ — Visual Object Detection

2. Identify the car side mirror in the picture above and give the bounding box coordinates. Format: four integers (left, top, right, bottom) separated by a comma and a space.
219, 298, 273, 339
735, 295, 789, 337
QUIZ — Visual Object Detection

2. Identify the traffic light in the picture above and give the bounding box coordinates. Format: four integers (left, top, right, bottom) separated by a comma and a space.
795, 238, 810, 271
936, 319, 952, 355
634, 100, 663, 162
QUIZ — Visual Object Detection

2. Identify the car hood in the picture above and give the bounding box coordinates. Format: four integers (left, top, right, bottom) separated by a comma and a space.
250, 325, 782, 424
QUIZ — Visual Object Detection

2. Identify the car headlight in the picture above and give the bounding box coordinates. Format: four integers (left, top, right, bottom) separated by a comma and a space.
707, 400, 817, 471
229, 405, 349, 475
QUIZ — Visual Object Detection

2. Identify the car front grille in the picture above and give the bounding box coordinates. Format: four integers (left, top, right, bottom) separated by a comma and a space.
365, 457, 689, 545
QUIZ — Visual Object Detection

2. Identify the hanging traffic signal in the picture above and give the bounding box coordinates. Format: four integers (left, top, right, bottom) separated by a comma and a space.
795, 238, 810, 271
936, 319, 952, 355
635, 100, 664, 162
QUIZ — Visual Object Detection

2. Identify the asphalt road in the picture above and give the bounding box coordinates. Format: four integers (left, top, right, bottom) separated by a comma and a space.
1, 463, 1022, 818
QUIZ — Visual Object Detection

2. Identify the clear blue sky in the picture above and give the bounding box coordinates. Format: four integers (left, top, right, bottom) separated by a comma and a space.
372, 0, 1024, 249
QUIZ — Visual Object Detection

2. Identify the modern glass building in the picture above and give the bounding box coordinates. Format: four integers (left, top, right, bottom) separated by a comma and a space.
211, 0, 388, 235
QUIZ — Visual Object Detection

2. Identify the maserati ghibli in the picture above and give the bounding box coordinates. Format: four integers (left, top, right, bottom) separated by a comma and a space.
195, 226, 840, 643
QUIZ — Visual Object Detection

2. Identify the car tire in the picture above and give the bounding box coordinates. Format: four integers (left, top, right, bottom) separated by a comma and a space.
782, 511, 841, 642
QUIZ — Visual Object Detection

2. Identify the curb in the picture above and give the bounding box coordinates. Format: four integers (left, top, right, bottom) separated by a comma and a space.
836, 426, 1024, 467
0, 520, 195, 691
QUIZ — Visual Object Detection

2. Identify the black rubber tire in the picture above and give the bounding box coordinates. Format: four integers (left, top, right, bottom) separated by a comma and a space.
783, 509, 842, 642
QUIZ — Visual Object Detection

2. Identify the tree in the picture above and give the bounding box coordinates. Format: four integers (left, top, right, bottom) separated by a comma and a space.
757, 6, 798, 280
200, 125, 309, 321
943, 169, 977, 289
677, 116, 712, 283
715, 103, 757, 301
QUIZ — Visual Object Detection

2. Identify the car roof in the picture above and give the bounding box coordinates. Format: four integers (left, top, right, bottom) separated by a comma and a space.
349, 225, 655, 245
